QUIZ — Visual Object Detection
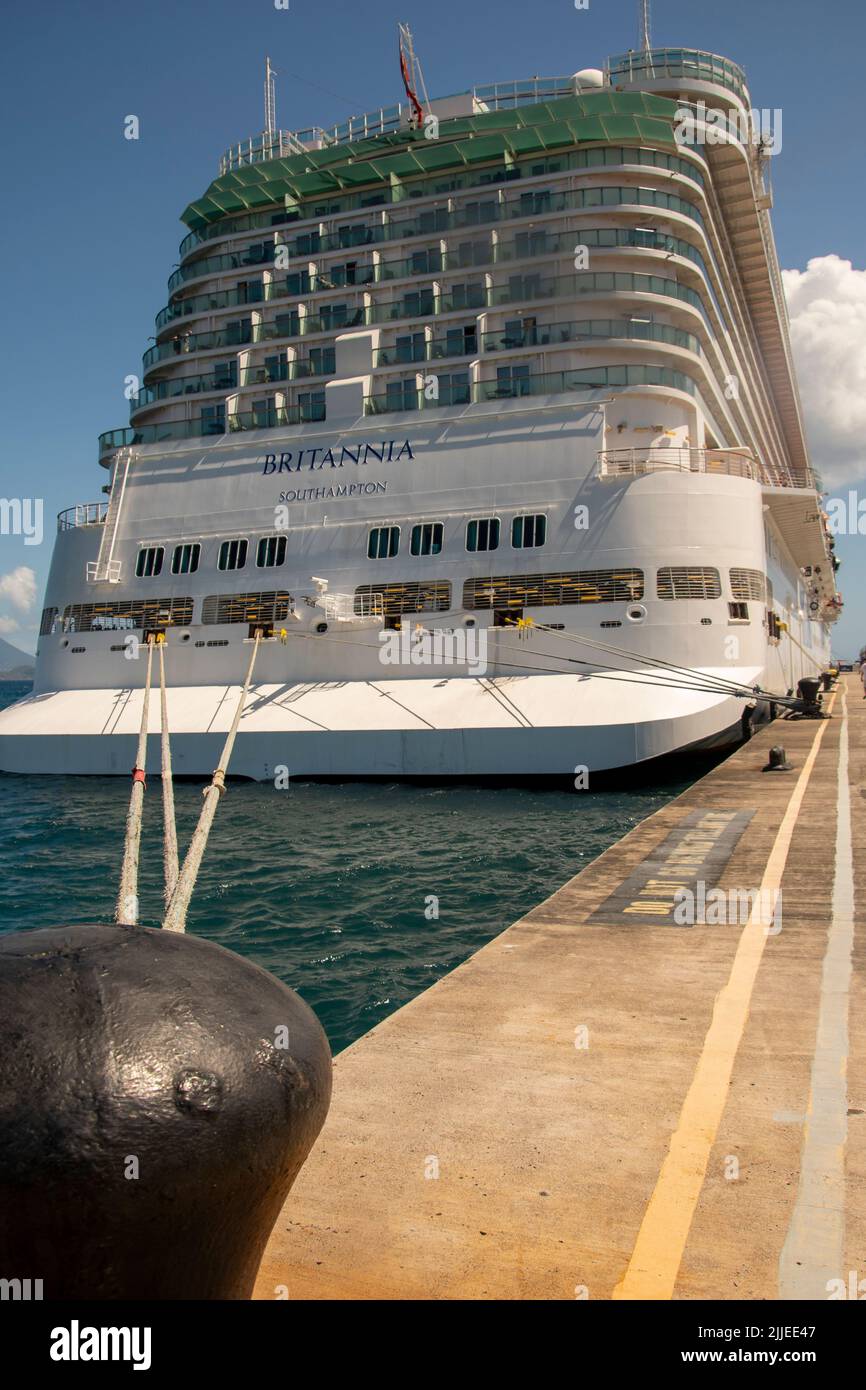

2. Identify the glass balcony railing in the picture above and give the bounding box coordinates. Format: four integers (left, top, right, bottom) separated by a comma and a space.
607, 48, 748, 105
100, 398, 327, 455
168, 243, 276, 293
240, 352, 335, 385
142, 265, 710, 377
374, 333, 478, 365
143, 325, 253, 367
131, 367, 238, 411
481, 318, 700, 354
228, 402, 325, 431
364, 363, 696, 414
483, 270, 708, 320
178, 144, 705, 266
156, 283, 265, 330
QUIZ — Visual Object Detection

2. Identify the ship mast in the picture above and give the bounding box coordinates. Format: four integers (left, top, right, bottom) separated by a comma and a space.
638, 0, 651, 54
264, 55, 277, 137
398, 23, 429, 129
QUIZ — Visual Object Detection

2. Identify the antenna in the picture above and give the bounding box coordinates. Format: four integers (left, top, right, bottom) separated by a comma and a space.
264, 55, 277, 137
638, 0, 651, 54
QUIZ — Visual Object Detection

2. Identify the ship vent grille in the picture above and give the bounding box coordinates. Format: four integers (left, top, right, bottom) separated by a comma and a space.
657, 567, 722, 601
730, 568, 767, 602
354, 582, 452, 617
40, 606, 58, 636
61, 597, 193, 633
202, 591, 292, 625
463, 569, 644, 610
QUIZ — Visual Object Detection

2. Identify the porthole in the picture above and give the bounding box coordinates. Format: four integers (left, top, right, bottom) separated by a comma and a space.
315, 622, 329, 635
625, 604, 647, 624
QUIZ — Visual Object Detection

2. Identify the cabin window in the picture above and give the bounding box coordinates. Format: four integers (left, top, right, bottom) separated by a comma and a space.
511, 515, 547, 549
410, 523, 444, 557
728, 602, 750, 622
171, 543, 201, 576
466, 518, 500, 553
218, 539, 248, 571
136, 547, 164, 579
256, 535, 287, 568
367, 526, 400, 560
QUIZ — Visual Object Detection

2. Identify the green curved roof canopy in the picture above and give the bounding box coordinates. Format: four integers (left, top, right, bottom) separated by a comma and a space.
181, 91, 684, 233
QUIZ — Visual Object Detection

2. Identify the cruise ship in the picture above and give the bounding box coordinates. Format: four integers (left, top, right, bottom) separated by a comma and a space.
0, 36, 841, 780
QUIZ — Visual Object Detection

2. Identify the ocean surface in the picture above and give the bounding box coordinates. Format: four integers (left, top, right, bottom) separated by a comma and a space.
0, 680, 707, 1052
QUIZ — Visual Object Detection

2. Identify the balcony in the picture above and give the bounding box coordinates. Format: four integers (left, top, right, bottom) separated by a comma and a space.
481, 318, 700, 355
130, 367, 237, 411
597, 446, 757, 481
99, 400, 326, 457
607, 48, 748, 105
58, 502, 108, 532
364, 364, 697, 414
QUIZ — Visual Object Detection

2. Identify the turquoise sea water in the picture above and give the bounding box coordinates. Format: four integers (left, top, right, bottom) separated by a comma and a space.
0, 681, 705, 1052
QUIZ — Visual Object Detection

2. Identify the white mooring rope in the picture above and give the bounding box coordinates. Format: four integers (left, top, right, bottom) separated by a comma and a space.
158, 639, 179, 908
115, 635, 155, 925
162, 631, 262, 934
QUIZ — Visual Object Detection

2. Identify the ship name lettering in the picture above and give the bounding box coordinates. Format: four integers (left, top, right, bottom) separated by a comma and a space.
260, 440, 414, 475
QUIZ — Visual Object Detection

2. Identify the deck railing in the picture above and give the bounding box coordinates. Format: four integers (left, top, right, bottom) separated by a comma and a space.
57, 502, 108, 531
597, 447, 758, 481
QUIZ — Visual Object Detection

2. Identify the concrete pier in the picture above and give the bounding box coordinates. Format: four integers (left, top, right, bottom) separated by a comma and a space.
255, 675, 864, 1300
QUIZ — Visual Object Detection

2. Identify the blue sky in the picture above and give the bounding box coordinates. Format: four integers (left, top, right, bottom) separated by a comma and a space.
1, 0, 863, 655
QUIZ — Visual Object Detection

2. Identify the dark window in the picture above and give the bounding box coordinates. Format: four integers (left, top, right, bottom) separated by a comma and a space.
511, 515, 546, 549
466, 518, 500, 552
367, 526, 400, 559
171, 543, 201, 575
256, 535, 287, 568
136, 547, 164, 578
410, 522, 444, 556
218, 538, 248, 571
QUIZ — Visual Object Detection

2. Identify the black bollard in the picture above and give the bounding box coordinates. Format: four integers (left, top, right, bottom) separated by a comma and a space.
762, 745, 793, 772
0, 923, 332, 1300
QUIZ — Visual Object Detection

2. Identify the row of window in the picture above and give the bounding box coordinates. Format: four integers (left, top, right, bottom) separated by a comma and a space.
133, 515, 550, 581
368, 514, 546, 560
179, 146, 706, 259
41, 568, 770, 637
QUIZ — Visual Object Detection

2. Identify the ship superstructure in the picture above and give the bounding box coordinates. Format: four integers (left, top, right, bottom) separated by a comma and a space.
0, 43, 840, 778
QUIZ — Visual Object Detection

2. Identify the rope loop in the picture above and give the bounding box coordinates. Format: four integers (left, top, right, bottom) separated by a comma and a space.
209, 769, 227, 798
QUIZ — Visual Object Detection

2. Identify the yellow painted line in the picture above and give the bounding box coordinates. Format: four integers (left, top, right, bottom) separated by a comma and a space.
613, 691, 838, 1300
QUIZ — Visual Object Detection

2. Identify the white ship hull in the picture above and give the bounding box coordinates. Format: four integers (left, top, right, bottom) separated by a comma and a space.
0, 667, 752, 780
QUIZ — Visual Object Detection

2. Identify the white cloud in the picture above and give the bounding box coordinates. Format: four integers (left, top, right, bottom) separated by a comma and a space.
0, 565, 37, 613
0, 615, 20, 635
782, 255, 866, 487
